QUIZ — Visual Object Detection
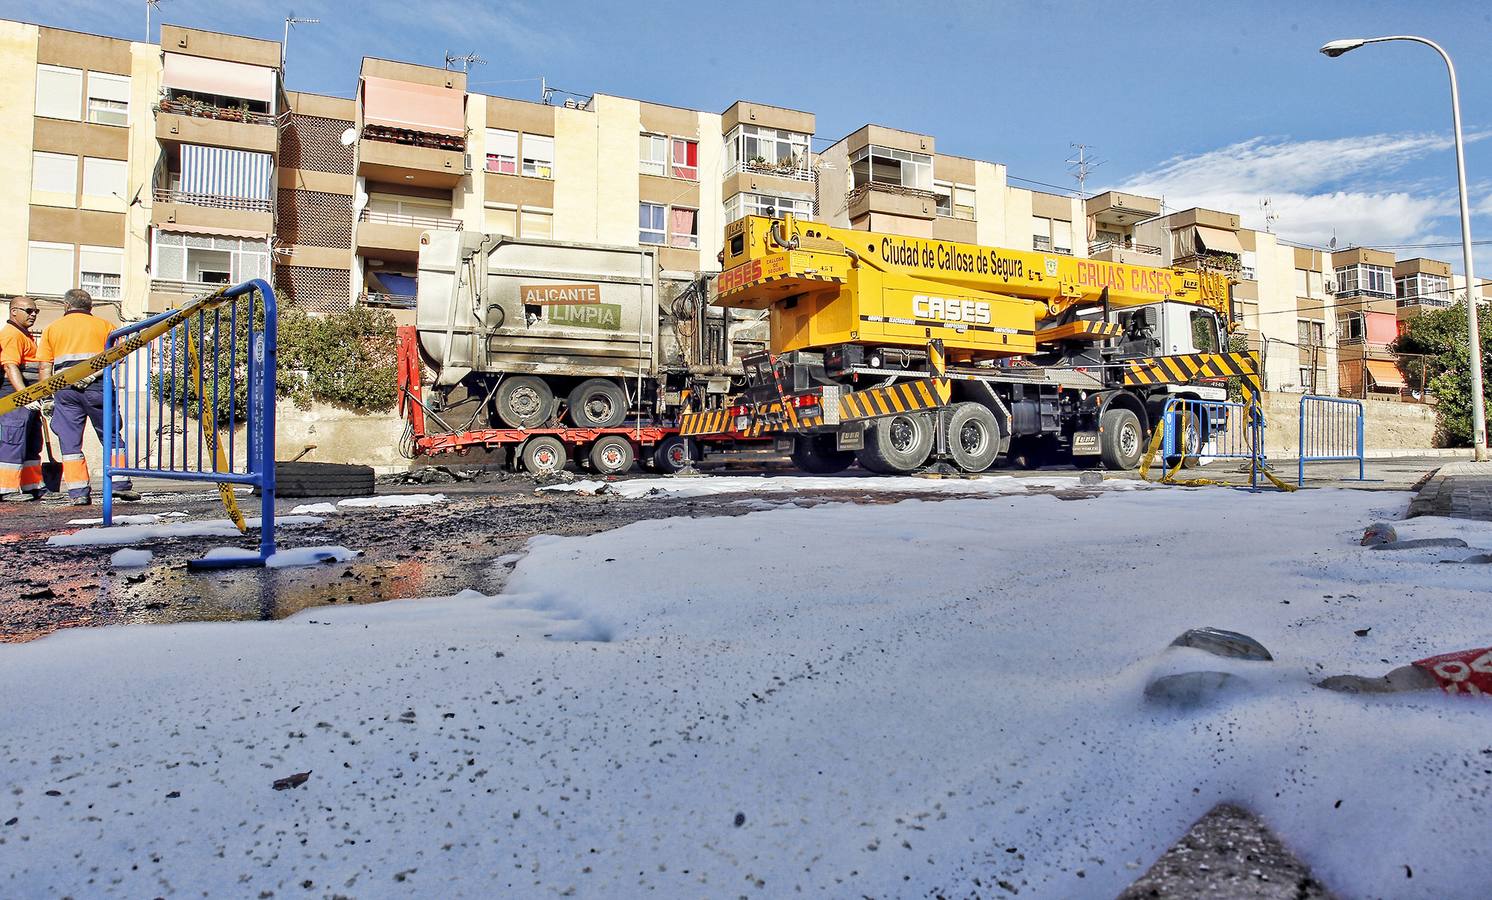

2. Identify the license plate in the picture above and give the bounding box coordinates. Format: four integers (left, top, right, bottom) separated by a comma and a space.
1071, 431, 1099, 455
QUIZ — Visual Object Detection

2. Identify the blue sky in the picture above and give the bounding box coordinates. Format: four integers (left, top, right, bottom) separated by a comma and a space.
9, 0, 1492, 272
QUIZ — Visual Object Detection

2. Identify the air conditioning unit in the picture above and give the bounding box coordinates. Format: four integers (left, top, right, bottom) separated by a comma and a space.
1323, 279, 1337, 294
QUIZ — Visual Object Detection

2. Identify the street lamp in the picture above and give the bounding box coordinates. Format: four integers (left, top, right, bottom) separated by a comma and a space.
1321, 35, 1487, 459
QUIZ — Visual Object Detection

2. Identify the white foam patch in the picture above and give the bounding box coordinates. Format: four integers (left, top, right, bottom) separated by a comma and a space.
197, 545, 360, 568
46, 515, 325, 548
335, 493, 447, 509
289, 502, 338, 515
2, 488, 1487, 898
541, 473, 1137, 499
109, 548, 153, 568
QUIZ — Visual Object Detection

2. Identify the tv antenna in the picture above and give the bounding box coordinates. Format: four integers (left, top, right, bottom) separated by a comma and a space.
145, 0, 166, 43
282, 13, 320, 69
1260, 197, 1279, 233
445, 52, 485, 73
1067, 143, 1105, 196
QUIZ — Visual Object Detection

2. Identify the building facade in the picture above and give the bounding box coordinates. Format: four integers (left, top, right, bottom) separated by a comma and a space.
0, 16, 1476, 401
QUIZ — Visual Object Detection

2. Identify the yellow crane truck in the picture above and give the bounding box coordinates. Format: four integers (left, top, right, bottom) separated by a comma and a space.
681, 214, 1261, 474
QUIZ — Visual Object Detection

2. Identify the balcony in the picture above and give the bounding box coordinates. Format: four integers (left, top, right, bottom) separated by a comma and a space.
147, 278, 230, 313
725, 158, 814, 183
359, 291, 416, 310
356, 208, 461, 256
155, 99, 281, 155
1087, 239, 1162, 264
358, 124, 467, 189
151, 187, 273, 235
846, 182, 936, 221
1086, 191, 1162, 227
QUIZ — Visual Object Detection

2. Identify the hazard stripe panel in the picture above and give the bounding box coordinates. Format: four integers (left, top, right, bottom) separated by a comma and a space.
837, 378, 951, 423
1122, 352, 1261, 399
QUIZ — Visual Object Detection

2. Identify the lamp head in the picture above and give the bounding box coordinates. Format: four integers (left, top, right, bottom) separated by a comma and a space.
1320, 39, 1366, 58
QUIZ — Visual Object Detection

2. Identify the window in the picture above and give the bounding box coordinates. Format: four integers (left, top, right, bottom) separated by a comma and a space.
640, 133, 667, 176
1239, 250, 1257, 281
953, 185, 976, 221
726, 124, 810, 178
1396, 273, 1451, 306
639, 202, 666, 245
933, 181, 953, 216
79, 246, 124, 300
1031, 216, 1052, 252
1050, 220, 1072, 256
670, 207, 698, 249
31, 151, 77, 200
484, 203, 517, 235
723, 192, 813, 223
1190, 309, 1219, 353
520, 208, 553, 239
850, 144, 932, 191
484, 129, 517, 175
1336, 263, 1391, 297
151, 232, 269, 285
1297, 319, 1324, 345
82, 157, 127, 202
522, 134, 554, 178
365, 193, 454, 223
27, 241, 75, 296
1338, 312, 1365, 343
35, 64, 83, 121
671, 139, 698, 180
86, 72, 130, 126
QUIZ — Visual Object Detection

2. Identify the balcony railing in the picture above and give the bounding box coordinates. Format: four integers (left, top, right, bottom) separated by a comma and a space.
724, 159, 815, 183
153, 188, 271, 213
359, 291, 416, 310
360, 124, 466, 153
1397, 296, 1454, 308
155, 97, 281, 127
1088, 239, 1163, 256
358, 208, 461, 231
151, 278, 231, 297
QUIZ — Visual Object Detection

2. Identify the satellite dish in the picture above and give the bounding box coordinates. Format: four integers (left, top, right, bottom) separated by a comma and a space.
353, 190, 369, 213
1329, 236, 1337, 250
339, 127, 357, 146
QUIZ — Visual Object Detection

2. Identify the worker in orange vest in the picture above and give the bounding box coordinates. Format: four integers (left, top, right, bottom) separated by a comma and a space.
37, 289, 138, 505
0, 296, 45, 501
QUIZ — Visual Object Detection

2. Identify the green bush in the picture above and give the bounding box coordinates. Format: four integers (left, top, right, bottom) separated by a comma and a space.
276, 305, 399, 413
1390, 301, 1492, 446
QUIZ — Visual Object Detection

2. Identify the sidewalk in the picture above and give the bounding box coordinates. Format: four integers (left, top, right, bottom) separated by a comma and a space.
1409, 461, 1492, 520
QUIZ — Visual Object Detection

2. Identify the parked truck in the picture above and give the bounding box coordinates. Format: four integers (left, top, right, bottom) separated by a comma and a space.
681, 214, 1262, 474
402, 231, 767, 473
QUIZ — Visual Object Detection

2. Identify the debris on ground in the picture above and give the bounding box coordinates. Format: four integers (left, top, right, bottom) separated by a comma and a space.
1319, 647, 1492, 696
1360, 522, 1397, 546
271, 771, 311, 791
379, 466, 509, 486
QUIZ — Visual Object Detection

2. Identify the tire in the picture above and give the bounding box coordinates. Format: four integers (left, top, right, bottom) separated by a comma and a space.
1099, 408, 1145, 470
943, 402, 1000, 473
652, 435, 696, 474
1166, 407, 1205, 470
495, 376, 554, 428
272, 461, 375, 498
588, 435, 634, 476
567, 378, 628, 428
520, 435, 568, 475
790, 434, 855, 474
855, 412, 934, 475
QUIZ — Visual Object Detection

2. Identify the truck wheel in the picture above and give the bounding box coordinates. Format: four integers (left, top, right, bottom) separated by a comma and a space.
520, 435, 567, 475
567, 379, 628, 428
1099, 408, 1145, 470
855, 412, 933, 474
588, 435, 634, 475
653, 435, 696, 474
1166, 408, 1204, 470
496, 376, 554, 428
943, 402, 1000, 473
790, 434, 855, 474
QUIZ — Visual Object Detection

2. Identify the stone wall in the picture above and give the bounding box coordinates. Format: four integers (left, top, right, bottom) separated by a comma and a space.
1261, 391, 1439, 457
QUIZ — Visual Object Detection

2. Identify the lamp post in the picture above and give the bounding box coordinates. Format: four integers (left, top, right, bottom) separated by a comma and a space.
1321, 36, 1487, 459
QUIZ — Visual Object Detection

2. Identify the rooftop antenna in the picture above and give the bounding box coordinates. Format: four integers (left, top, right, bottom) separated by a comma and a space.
1260, 197, 1279, 234
1066, 142, 1105, 196
145, 0, 165, 43
540, 75, 555, 105
282, 13, 320, 70
444, 51, 485, 74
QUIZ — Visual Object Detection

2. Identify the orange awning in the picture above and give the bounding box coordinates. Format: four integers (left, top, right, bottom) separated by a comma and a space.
361, 76, 465, 137
1365, 360, 1405, 389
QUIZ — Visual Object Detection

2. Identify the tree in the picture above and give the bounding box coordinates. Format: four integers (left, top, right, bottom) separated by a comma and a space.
1389, 301, 1492, 446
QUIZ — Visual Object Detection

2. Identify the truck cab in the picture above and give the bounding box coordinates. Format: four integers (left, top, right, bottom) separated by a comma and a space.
1109, 301, 1226, 361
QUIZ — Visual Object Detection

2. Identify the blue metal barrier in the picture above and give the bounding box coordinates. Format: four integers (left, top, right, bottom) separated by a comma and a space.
1297, 394, 1365, 485
1159, 396, 1268, 490
102, 279, 277, 567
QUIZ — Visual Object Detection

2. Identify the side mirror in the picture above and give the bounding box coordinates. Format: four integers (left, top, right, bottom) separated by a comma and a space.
1140, 307, 1159, 329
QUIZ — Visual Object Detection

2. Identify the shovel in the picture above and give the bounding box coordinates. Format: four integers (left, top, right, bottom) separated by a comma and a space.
40, 413, 62, 495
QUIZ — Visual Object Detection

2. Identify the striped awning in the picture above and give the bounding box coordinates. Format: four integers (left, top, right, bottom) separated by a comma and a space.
180, 144, 273, 201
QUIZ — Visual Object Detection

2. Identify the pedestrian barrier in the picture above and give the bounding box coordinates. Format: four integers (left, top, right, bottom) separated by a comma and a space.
1297, 395, 1365, 486
102, 279, 278, 567
1142, 395, 1293, 491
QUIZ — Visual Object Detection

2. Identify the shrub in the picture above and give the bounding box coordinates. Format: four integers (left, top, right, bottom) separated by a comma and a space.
276, 304, 398, 414
1390, 301, 1492, 446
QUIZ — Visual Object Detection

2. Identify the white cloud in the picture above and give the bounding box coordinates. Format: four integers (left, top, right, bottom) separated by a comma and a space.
1115, 132, 1489, 249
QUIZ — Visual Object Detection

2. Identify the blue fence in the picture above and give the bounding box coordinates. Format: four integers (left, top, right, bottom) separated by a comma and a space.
1157, 396, 1270, 490
102, 279, 278, 567
1298, 395, 1365, 485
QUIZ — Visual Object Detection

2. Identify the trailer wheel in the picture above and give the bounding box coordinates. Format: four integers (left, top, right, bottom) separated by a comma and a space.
567, 379, 628, 428
943, 402, 1000, 473
1099, 408, 1145, 470
855, 412, 934, 474
520, 435, 568, 475
653, 435, 696, 474
790, 434, 855, 474
495, 376, 554, 428
588, 435, 635, 476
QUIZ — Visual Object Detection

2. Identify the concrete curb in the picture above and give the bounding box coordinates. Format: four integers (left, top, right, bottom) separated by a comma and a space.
1409, 461, 1492, 519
